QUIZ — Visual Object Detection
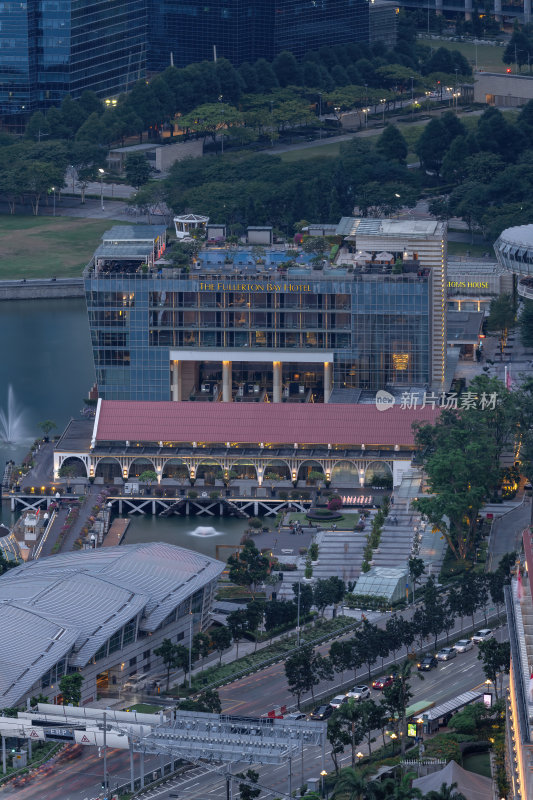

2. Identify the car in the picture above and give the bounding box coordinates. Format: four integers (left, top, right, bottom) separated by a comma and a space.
454, 638, 474, 653
346, 685, 370, 701
372, 675, 394, 690
329, 695, 348, 709
309, 705, 333, 721
437, 647, 457, 661
471, 629, 493, 644
417, 655, 438, 671
283, 711, 306, 720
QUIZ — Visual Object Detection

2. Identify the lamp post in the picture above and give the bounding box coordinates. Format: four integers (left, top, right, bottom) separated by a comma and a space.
389, 731, 398, 755
410, 76, 414, 114
98, 168, 105, 211
356, 751, 364, 764
320, 769, 327, 797
381, 99, 386, 123
318, 93, 323, 140
51, 187, 56, 217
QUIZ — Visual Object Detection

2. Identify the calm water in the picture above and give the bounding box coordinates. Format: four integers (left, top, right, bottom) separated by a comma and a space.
0, 298, 256, 556
122, 515, 251, 558
0, 298, 95, 467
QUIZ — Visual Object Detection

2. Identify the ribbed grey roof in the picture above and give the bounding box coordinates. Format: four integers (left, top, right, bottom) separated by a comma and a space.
0, 603, 78, 707
0, 543, 224, 705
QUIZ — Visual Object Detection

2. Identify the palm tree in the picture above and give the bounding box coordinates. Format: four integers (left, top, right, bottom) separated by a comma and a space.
424, 782, 467, 800
332, 767, 366, 800
377, 773, 421, 800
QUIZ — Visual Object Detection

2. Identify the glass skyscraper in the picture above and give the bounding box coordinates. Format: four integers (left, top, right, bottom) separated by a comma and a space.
83, 222, 444, 403
148, 0, 369, 72
0, 0, 146, 117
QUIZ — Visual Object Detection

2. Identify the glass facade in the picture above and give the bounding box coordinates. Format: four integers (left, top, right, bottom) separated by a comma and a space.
148, 0, 369, 72
0, 0, 146, 116
85, 267, 431, 400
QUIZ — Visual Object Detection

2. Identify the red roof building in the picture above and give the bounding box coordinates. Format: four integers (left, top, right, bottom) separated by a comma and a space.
94, 400, 438, 448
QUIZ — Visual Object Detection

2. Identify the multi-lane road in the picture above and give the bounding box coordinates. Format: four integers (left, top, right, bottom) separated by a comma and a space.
4, 623, 506, 800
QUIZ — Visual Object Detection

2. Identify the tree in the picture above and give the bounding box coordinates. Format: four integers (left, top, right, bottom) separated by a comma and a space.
336, 698, 365, 769
139, 469, 158, 485
236, 768, 261, 800
313, 577, 345, 617
416, 118, 447, 175
520, 299, 533, 348
385, 615, 413, 661
272, 51, 302, 87
210, 626, 232, 665
353, 620, 389, 680
486, 293, 515, 355
382, 660, 422, 756
418, 577, 446, 649
178, 689, 222, 713
19, 161, 64, 215
477, 639, 510, 699
39, 420, 56, 440
125, 153, 153, 189
293, 582, 314, 616
353, 699, 386, 756
227, 609, 249, 658
174, 643, 191, 684
376, 124, 408, 163
58, 463, 77, 489
284, 645, 333, 707
59, 673, 84, 706
408, 557, 425, 602
192, 632, 211, 668
30, 693, 49, 707
378, 774, 422, 800
331, 766, 366, 800
424, 781, 467, 800
179, 103, 244, 150
227, 540, 269, 597
327, 715, 351, 773
154, 638, 180, 691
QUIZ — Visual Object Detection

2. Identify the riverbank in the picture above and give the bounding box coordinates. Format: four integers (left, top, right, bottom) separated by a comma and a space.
0, 277, 83, 300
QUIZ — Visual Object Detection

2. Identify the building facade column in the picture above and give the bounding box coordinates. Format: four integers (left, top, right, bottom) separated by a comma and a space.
171, 360, 182, 401
222, 361, 232, 402
435, 0, 443, 14
464, 0, 472, 20
273, 361, 282, 403
324, 361, 333, 403
525, 0, 531, 24
494, 0, 502, 20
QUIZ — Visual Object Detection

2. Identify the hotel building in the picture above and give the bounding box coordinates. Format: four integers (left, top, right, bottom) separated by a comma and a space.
505, 528, 533, 799
83, 219, 447, 403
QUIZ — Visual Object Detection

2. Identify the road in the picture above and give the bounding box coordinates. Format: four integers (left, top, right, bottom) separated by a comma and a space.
9, 619, 506, 800
132, 641, 501, 800
2, 747, 160, 800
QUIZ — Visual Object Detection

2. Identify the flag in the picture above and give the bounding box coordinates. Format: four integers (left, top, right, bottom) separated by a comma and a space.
530, 672, 533, 702
518, 570, 524, 602
506, 369, 512, 390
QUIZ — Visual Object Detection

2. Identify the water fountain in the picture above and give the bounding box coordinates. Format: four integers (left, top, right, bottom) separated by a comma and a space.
188, 525, 222, 538
0, 385, 30, 445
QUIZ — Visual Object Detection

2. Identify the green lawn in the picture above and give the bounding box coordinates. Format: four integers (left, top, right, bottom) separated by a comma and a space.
287, 511, 360, 529
418, 37, 507, 73
463, 751, 492, 778
0, 216, 125, 279
124, 703, 161, 714
447, 240, 491, 257
279, 140, 343, 162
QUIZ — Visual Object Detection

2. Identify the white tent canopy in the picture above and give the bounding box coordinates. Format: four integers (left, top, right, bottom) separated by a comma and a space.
375, 251, 394, 261
412, 760, 492, 800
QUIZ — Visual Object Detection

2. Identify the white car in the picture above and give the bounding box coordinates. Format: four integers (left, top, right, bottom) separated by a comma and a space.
471, 629, 493, 644
454, 639, 474, 653
346, 685, 370, 701
437, 647, 457, 661
329, 695, 348, 709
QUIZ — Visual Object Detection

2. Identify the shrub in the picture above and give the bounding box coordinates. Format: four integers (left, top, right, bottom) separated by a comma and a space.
309, 542, 319, 560
327, 496, 343, 512
361, 560, 371, 573
248, 516, 262, 529
188, 490, 198, 499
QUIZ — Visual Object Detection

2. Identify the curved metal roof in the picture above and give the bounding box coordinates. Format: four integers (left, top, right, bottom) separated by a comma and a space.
0, 543, 224, 707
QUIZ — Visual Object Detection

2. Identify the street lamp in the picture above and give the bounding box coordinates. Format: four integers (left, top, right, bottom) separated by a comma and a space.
320, 769, 327, 797
51, 187, 56, 217
356, 751, 364, 763
318, 93, 323, 140
389, 731, 398, 754
381, 99, 386, 123
98, 168, 105, 211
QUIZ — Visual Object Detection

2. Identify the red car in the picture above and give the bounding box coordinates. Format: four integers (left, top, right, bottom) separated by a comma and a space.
372, 675, 394, 690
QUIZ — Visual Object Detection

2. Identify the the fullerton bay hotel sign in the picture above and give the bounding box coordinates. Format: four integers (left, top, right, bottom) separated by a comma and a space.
198, 281, 312, 293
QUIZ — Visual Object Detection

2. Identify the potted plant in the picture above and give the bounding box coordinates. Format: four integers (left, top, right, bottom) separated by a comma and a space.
139, 469, 158, 494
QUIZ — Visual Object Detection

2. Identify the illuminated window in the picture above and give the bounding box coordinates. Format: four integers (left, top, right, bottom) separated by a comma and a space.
393, 354, 409, 370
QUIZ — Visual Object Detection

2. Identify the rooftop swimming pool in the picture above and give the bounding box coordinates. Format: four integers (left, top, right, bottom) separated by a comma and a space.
195, 250, 316, 269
